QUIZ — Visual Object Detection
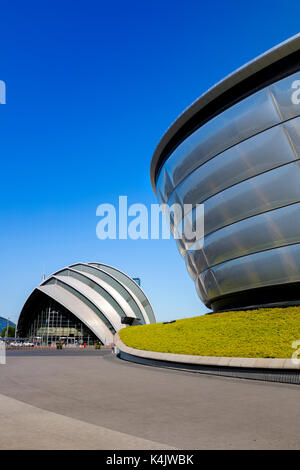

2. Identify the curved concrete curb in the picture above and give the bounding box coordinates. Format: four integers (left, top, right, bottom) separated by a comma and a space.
114, 334, 300, 384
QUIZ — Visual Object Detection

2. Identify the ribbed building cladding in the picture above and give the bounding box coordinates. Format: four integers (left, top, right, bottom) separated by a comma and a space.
18, 262, 156, 345
150, 34, 300, 311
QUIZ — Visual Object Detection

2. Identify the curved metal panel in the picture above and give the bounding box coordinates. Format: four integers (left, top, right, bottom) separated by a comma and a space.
150, 34, 300, 191
53, 274, 122, 332
209, 243, 300, 298
198, 269, 220, 300
270, 71, 300, 121
151, 36, 300, 310
185, 252, 198, 281
89, 263, 156, 324
70, 263, 147, 323
66, 268, 137, 320
188, 203, 300, 275
171, 158, 300, 256
157, 168, 174, 204
160, 88, 280, 191
169, 122, 298, 207
18, 262, 156, 344
203, 161, 300, 236
157, 72, 300, 207
44, 278, 116, 333
195, 277, 209, 304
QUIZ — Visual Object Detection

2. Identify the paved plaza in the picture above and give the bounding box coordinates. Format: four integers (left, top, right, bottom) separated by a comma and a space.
0, 349, 299, 449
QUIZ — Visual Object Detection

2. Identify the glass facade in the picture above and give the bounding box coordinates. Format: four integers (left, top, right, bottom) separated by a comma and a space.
44, 277, 116, 334
24, 299, 99, 346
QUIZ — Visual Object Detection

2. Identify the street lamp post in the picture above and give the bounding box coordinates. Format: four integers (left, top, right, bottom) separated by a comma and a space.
5, 317, 9, 341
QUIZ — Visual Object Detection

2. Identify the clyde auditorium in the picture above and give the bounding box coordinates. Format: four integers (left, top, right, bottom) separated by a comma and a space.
150, 34, 300, 312
17, 262, 156, 346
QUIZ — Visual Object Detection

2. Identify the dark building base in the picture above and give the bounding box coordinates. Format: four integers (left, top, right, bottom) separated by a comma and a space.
210, 282, 300, 312
117, 350, 300, 385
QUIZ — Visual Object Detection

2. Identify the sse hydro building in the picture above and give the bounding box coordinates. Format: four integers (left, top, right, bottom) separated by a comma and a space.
17, 262, 156, 346
150, 34, 300, 312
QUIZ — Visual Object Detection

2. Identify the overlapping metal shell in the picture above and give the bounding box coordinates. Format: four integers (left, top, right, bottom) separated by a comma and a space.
17, 262, 156, 344
150, 34, 300, 311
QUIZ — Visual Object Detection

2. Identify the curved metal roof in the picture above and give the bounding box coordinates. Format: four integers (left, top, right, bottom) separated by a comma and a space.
150, 33, 300, 192
17, 262, 156, 344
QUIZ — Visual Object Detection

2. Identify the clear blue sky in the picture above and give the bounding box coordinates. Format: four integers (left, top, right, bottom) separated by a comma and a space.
0, 0, 299, 324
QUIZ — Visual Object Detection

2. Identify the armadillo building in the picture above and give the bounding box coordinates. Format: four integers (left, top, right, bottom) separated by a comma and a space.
150, 34, 300, 311
17, 262, 156, 345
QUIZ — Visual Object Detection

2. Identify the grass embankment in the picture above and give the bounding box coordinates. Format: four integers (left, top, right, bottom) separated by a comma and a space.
119, 307, 300, 358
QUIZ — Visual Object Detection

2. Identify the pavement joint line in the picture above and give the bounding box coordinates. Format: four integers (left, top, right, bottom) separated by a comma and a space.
0, 392, 177, 450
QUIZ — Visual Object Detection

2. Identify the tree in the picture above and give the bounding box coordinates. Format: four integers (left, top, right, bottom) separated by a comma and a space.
0, 326, 16, 338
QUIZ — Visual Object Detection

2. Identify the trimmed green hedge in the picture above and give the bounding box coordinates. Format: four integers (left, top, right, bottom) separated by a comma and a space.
119, 307, 300, 358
